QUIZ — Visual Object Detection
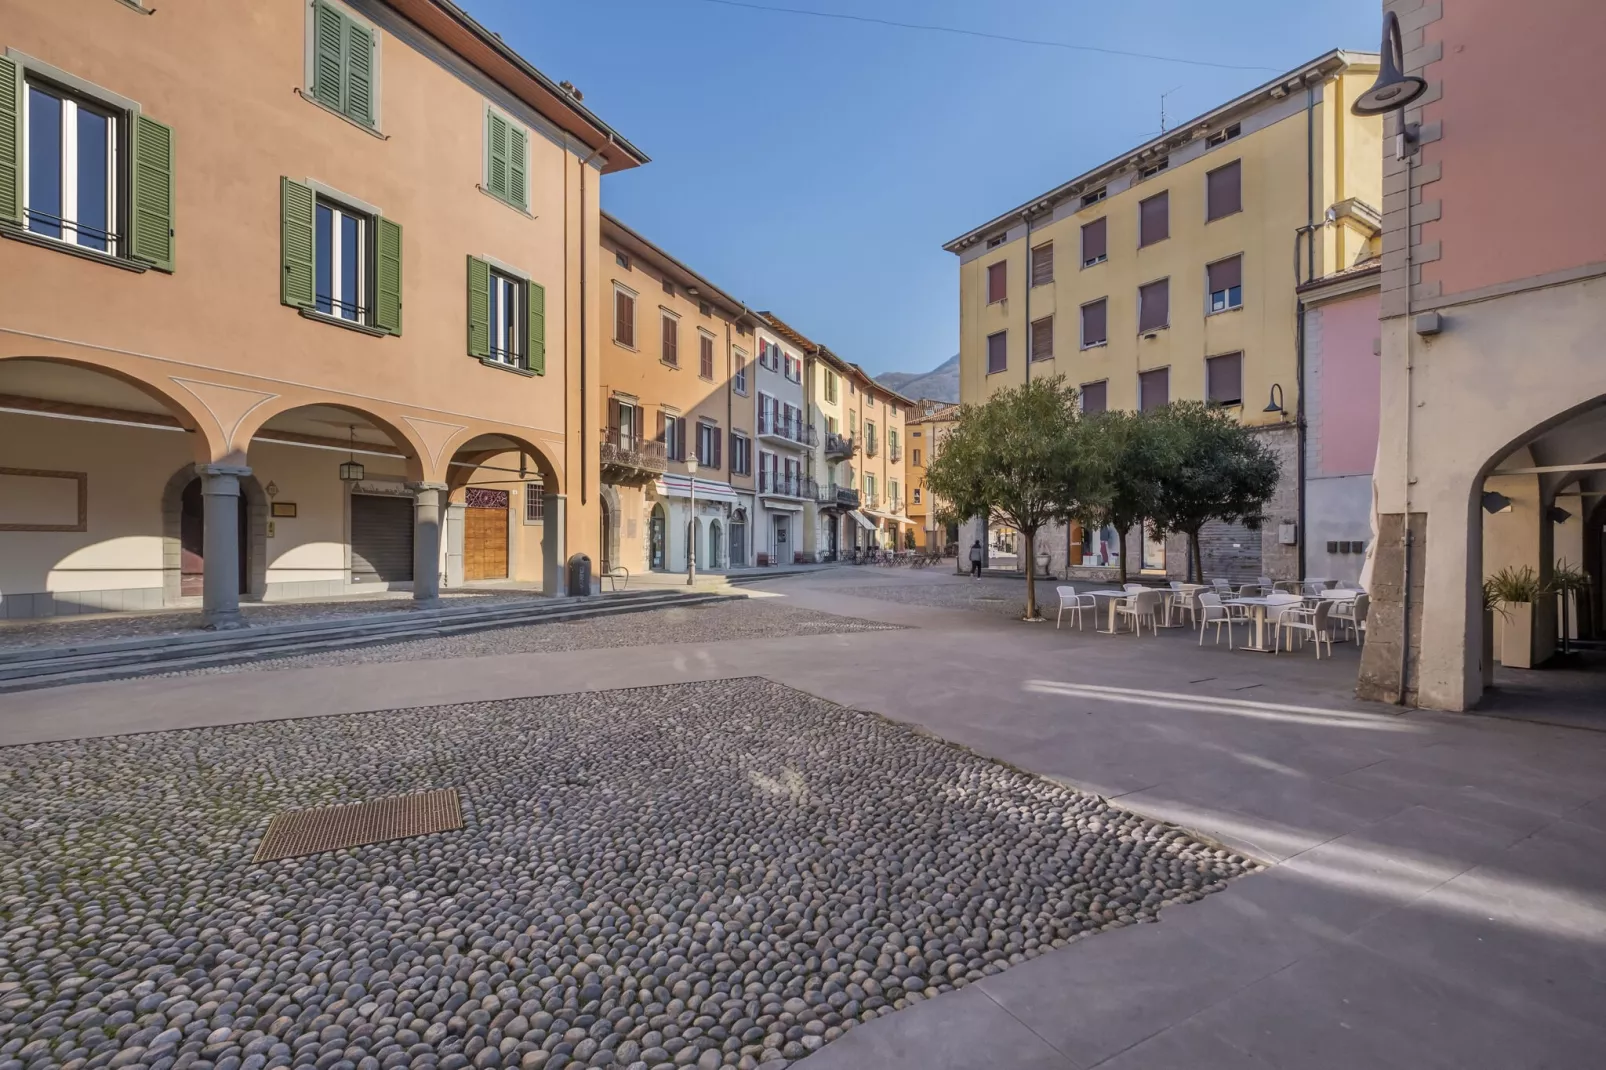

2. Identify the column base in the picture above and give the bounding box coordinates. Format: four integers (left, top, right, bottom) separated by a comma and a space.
201, 611, 247, 631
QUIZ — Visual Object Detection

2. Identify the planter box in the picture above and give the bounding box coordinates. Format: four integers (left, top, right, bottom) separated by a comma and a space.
1498, 602, 1534, 669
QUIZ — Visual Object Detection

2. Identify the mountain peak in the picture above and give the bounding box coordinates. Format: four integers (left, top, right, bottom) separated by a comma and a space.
875, 354, 959, 404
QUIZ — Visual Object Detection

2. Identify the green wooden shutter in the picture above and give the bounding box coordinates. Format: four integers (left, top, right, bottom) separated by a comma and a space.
526, 280, 545, 375
486, 112, 508, 200
0, 57, 19, 226
508, 126, 527, 210
467, 255, 490, 358
311, 1, 346, 112
375, 216, 402, 335
281, 177, 316, 308
129, 114, 175, 271
344, 17, 375, 127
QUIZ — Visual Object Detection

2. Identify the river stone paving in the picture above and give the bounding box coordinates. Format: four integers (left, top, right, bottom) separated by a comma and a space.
0, 680, 1257, 1069
163, 601, 901, 679
813, 577, 1031, 620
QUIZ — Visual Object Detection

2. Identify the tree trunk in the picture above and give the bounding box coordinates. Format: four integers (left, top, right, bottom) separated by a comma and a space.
1116, 525, 1130, 584
1190, 530, 1204, 583
1023, 528, 1040, 619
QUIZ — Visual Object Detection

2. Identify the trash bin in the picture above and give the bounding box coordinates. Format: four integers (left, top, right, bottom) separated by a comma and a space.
566, 553, 592, 596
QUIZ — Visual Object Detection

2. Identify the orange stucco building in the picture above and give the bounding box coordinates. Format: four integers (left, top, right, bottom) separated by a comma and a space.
0, 0, 646, 623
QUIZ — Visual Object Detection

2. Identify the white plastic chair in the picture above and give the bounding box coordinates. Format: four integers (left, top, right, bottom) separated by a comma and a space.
1276, 599, 1335, 658
1197, 591, 1239, 647
1167, 581, 1199, 627
1055, 585, 1097, 630
1116, 589, 1163, 636
1331, 593, 1369, 645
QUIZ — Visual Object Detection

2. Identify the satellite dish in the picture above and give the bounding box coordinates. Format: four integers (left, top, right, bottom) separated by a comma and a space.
1352, 11, 1428, 116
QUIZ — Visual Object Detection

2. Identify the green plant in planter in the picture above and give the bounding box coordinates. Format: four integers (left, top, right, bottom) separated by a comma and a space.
1552, 559, 1589, 594
1485, 565, 1549, 605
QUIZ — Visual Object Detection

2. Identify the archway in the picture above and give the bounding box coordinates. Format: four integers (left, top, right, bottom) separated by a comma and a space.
0, 356, 221, 618
649, 503, 667, 571
442, 430, 565, 594
708, 518, 723, 570
598, 484, 622, 576
161, 462, 268, 604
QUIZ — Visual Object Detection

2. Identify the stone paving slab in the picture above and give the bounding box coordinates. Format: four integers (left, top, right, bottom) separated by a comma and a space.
0, 680, 1254, 1070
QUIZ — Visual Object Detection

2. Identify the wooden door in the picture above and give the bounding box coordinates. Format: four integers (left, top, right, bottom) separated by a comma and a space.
464, 487, 509, 581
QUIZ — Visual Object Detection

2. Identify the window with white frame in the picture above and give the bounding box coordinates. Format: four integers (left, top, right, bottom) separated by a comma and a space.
524, 483, 544, 522
733, 350, 749, 395
730, 430, 751, 475
784, 352, 801, 382
486, 267, 523, 365
913, 488, 922, 504
315, 196, 369, 322
23, 79, 120, 253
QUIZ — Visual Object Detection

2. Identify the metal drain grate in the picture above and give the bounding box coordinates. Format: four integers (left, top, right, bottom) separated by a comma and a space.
254, 788, 463, 862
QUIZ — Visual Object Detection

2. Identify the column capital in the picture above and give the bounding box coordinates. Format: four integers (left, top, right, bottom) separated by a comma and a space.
407, 481, 450, 493
541, 491, 568, 500
196, 463, 252, 478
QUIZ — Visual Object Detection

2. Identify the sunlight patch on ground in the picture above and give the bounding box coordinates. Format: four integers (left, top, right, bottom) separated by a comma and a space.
1025, 680, 1426, 733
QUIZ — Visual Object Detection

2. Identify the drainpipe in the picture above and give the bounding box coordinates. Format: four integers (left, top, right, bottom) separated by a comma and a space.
1022, 211, 1032, 387
577, 135, 615, 507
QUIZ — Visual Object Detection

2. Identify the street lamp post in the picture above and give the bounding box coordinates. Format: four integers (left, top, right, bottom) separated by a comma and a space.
686, 457, 698, 586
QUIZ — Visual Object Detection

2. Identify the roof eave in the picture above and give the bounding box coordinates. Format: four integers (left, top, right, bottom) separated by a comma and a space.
601, 213, 749, 318
942, 48, 1375, 253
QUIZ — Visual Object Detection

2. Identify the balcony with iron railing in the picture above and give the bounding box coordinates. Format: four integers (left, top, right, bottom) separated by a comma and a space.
824, 432, 857, 459
759, 472, 818, 499
757, 412, 817, 449
888, 497, 904, 515
864, 438, 879, 459
889, 446, 902, 464
599, 428, 668, 482
861, 488, 880, 510
814, 482, 861, 510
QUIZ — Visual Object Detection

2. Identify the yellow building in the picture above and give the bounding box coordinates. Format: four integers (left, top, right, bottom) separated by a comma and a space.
906, 400, 958, 551
944, 50, 1382, 581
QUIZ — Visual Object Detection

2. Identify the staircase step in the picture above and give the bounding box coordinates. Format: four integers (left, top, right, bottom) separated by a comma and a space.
0, 591, 735, 691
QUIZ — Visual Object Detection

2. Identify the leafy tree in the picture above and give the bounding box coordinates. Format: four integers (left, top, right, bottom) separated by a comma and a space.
1147, 402, 1281, 582
1075, 409, 1172, 583
926, 377, 1088, 619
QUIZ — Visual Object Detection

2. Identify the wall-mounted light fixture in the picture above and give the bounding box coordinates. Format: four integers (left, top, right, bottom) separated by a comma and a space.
1548, 505, 1573, 524
1482, 491, 1513, 514
1263, 383, 1287, 417
338, 426, 366, 483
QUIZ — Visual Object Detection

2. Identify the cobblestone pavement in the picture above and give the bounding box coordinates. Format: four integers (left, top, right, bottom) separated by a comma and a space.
162, 602, 901, 679
803, 575, 1030, 620
0, 680, 1255, 1070
0, 590, 544, 650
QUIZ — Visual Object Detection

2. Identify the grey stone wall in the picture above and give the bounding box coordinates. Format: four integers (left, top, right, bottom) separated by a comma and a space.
1257, 423, 1300, 581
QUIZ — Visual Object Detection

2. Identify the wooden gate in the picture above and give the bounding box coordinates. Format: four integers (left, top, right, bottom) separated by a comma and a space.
464, 487, 509, 581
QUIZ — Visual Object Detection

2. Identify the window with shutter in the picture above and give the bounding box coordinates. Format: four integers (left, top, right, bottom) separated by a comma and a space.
1206, 160, 1242, 222
1207, 255, 1243, 313
1206, 352, 1243, 406
308, 1, 379, 129
374, 216, 401, 334
0, 57, 19, 226
661, 313, 678, 366
1080, 299, 1107, 348
1139, 368, 1170, 411
1139, 192, 1169, 247
485, 109, 529, 211
466, 256, 491, 357
615, 290, 635, 346
986, 331, 1007, 375
1030, 242, 1053, 286
986, 261, 1007, 304
527, 281, 545, 374
699, 334, 715, 380
1079, 381, 1107, 414
1081, 218, 1106, 267
282, 178, 316, 307
1030, 316, 1053, 362
1138, 279, 1169, 333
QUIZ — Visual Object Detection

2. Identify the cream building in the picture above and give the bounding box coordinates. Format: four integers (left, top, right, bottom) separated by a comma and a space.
944, 50, 1382, 582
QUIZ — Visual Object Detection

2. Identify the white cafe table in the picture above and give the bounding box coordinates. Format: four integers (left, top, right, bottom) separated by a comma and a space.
1086, 590, 1131, 634
1226, 596, 1304, 652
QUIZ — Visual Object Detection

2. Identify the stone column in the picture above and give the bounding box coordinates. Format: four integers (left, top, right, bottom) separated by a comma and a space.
443, 501, 466, 590
409, 482, 448, 605
542, 492, 567, 596
197, 463, 251, 630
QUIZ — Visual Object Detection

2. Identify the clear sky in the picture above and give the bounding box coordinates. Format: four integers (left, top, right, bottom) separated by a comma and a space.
460, 0, 1378, 376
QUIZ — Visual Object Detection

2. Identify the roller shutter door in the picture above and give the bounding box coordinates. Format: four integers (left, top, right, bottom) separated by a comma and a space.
351, 494, 414, 582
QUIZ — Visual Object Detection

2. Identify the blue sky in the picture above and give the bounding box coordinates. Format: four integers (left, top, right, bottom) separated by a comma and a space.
461, 0, 1377, 376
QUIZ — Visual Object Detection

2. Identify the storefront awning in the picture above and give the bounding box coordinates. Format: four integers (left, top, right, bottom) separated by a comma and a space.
653, 474, 741, 505
847, 510, 875, 531
761, 497, 805, 512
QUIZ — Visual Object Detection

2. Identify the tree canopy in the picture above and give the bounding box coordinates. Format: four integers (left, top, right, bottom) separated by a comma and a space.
925, 377, 1088, 619
1074, 409, 1173, 584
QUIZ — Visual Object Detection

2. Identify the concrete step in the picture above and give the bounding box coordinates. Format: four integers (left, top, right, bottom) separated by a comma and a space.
0, 590, 735, 691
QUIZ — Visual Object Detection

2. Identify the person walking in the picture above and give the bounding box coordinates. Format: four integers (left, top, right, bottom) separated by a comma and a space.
969, 540, 984, 579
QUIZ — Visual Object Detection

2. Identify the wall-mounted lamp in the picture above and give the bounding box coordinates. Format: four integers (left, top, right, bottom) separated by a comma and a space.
1482, 491, 1513, 515
1351, 11, 1429, 159
1263, 383, 1287, 417
1548, 505, 1573, 524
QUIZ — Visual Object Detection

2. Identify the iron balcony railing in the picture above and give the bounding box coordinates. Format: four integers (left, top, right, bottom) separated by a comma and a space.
862, 489, 880, 509
889, 446, 902, 464
864, 438, 879, 458
815, 482, 861, 509
888, 497, 904, 515
759, 472, 818, 499
599, 428, 668, 473
824, 432, 857, 458
757, 412, 817, 447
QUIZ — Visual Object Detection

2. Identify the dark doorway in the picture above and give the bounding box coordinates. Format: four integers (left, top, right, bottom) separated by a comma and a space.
827, 515, 839, 561
599, 497, 614, 573
179, 478, 247, 597
351, 494, 416, 583
649, 504, 666, 570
